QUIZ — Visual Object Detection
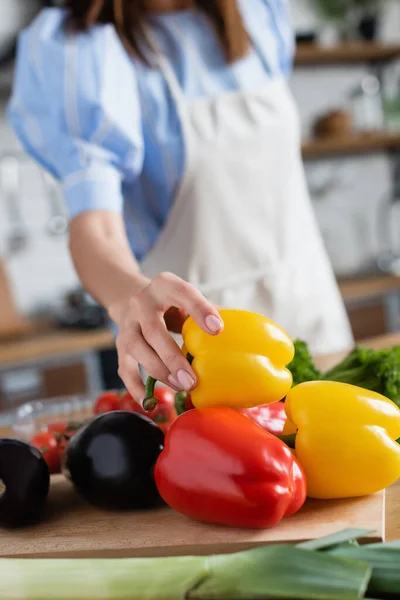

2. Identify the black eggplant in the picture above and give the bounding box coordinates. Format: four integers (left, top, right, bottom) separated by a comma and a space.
64, 411, 165, 510
0, 439, 50, 527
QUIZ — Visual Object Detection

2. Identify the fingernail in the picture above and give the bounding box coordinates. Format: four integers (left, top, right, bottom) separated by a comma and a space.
177, 369, 195, 391
168, 375, 181, 390
205, 314, 223, 333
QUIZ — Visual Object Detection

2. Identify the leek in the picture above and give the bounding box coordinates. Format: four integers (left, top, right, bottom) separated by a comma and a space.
329, 545, 400, 599
190, 545, 370, 599
298, 529, 371, 551
0, 556, 206, 600
0, 543, 370, 600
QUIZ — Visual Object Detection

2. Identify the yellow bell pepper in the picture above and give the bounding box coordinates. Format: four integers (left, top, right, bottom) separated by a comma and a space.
284, 381, 400, 499
181, 309, 294, 409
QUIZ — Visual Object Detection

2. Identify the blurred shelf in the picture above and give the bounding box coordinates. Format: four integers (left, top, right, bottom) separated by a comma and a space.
338, 274, 400, 303
295, 42, 400, 66
0, 327, 114, 366
302, 132, 400, 158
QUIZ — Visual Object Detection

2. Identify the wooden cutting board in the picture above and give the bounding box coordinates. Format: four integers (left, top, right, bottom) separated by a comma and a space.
0, 476, 385, 559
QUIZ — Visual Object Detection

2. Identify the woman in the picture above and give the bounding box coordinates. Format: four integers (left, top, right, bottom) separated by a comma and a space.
8, 0, 353, 402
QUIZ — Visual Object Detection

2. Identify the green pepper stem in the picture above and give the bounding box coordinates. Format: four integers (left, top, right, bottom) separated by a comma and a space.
175, 392, 189, 416
276, 433, 297, 449
143, 353, 194, 413
143, 376, 158, 412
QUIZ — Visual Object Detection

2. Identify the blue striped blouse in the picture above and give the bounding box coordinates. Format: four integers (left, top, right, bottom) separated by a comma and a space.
8, 1, 294, 261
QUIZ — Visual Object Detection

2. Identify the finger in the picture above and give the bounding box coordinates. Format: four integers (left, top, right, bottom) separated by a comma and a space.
127, 333, 169, 383
140, 313, 196, 392
153, 273, 224, 335
118, 355, 145, 403
173, 285, 223, 335
118, 324, 182, 392
126, 330, 182, 389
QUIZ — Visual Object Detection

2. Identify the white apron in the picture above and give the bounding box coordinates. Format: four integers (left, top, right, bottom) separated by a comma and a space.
140, 43, 353, 356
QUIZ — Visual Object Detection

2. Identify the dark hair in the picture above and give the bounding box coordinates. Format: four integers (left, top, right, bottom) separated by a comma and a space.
64, 0, 249, 65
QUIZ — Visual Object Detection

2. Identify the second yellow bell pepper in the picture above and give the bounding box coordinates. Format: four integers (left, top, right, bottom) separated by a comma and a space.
285, 381, 400, 499
182, 309, 294, 409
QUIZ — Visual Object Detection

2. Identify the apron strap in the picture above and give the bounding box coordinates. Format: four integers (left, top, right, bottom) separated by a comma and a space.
145, 16, 273, 104
245, 31, 273, 78
142, 15, 277, 185
143, 27, 192, 139
155, 54, 186, 110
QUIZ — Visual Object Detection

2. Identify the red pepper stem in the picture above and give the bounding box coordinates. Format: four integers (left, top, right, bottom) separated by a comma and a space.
276, 433, 297, 449
143, 376, 158, 412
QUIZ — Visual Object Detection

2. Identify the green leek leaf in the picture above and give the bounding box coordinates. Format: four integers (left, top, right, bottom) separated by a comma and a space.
329, 546, 400, 599
298, 529, 372, 551
0, 556, 207, 600
0, 545, 371, 600
189, 545, 371, 599
365, 540, 400, 550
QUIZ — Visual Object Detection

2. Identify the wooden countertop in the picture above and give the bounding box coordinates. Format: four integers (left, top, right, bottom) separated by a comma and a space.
0, 477, 385, 558
0, 327, 115, 366
384, 481, 400, 541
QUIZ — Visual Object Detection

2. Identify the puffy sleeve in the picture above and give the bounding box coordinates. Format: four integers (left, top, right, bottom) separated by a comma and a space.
7, 8, 144, 219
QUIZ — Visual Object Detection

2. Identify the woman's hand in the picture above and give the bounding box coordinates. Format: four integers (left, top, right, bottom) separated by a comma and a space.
111, 272, 224, 404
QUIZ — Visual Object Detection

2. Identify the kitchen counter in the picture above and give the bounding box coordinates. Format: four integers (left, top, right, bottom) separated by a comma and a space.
1, 317, 399, 369
0, 477, 387, 558
2, 326, 397, 368
0, 326, 115, 403
0, 326, 114, 366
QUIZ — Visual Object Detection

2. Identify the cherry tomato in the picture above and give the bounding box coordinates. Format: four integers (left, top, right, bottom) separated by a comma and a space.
56, 421, 86, 457
149, 387, 177, 433
93, 391, 121, 414
119, 392, 141, 413
47, 422, 67, 435
122, 388, 177, 433
93, 387, 178, 433
30, 432, 62, 474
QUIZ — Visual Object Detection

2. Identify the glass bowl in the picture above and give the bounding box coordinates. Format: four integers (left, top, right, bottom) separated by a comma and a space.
7, 395, 94, 441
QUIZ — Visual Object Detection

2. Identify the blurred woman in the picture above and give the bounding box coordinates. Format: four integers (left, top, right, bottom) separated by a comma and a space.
8, 0, 353, 401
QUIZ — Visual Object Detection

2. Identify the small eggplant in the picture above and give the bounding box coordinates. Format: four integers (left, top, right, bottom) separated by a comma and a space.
0, 439, 50, 527
64, 411, 165, 510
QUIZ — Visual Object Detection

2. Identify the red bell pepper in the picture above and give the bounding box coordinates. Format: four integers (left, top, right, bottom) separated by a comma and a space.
240, 401, 288, 435
175, 397, 293, 437
155, 407, 306, 529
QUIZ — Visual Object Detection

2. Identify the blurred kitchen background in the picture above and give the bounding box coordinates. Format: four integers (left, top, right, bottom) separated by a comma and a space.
1, 0, 400, 411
